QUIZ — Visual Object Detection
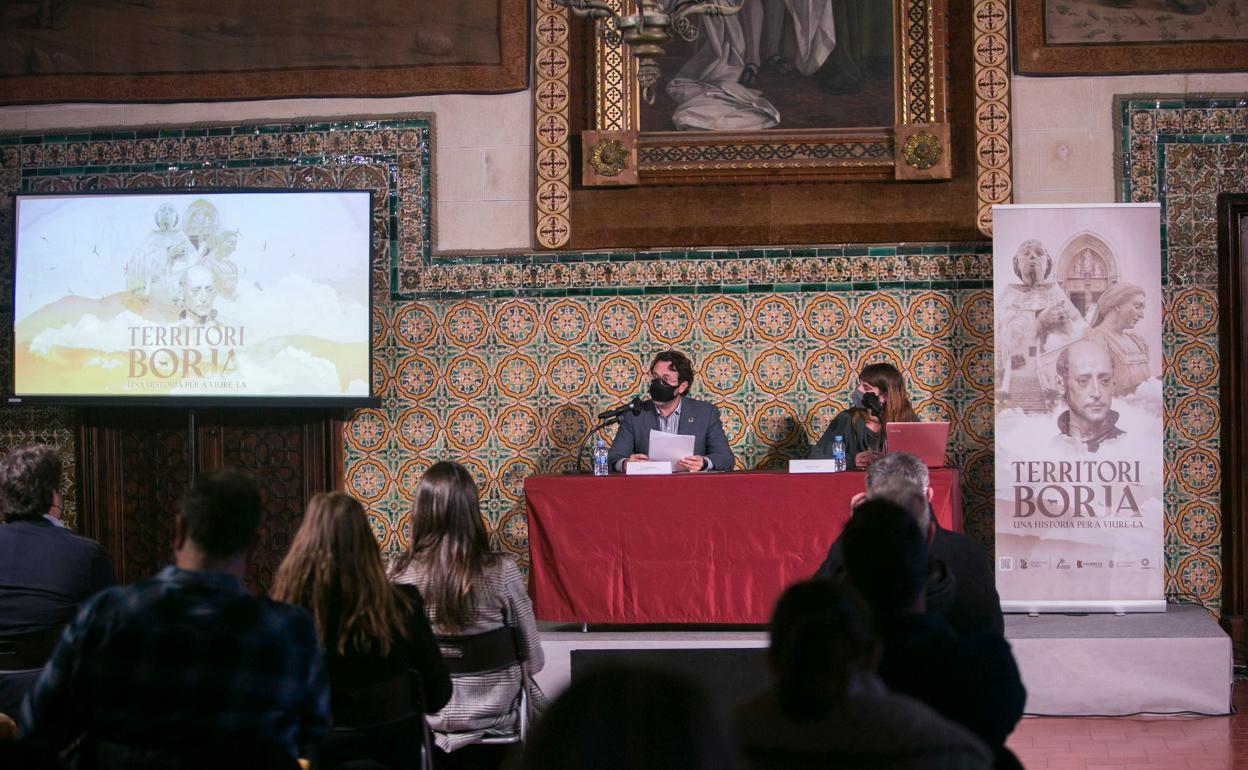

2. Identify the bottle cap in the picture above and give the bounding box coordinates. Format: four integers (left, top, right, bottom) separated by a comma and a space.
834, 435, 843, 441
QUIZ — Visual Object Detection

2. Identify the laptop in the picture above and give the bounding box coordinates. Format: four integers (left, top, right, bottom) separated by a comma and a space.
885, 421, 950, 468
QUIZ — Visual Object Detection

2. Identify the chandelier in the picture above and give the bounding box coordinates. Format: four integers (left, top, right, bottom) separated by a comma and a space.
554, 1, 745, 104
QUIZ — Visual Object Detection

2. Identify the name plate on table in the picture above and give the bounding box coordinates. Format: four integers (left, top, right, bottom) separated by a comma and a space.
788, 459, 840, 474
626, 461, 673, 475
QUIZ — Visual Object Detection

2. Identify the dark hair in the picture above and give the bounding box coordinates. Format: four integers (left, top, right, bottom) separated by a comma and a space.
651, 350, 695, 390
520, 666, 744, 770
769, 580, 878, 721
0, 445, 62, 523
271, 492, 409, 657
859, 362, 917, 425
390, 461, 497, 632
180, 468, 263, 558
841, 499, 928, 619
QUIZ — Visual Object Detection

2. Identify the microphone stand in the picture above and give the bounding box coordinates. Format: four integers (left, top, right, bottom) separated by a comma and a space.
569, 416, 619, 474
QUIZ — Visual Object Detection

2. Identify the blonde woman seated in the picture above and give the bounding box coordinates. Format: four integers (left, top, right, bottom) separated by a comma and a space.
271, 492, 452, 770
390, 461, 545, 770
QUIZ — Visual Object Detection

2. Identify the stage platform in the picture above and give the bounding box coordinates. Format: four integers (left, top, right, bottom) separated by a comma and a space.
531, 604, 1232, 716
1006, 603, 1232, 716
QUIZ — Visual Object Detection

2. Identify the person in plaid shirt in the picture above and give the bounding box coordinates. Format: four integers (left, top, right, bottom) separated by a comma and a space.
19, 468, 330, 767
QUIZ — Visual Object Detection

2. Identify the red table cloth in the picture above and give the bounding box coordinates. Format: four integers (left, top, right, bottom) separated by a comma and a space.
525, 468, 963, 625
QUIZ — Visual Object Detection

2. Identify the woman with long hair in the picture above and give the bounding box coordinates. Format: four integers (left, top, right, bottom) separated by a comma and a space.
271, 492, 451, 770
734, 580, 991, 769
390, 461, 544, 770
810, 361, 918, 469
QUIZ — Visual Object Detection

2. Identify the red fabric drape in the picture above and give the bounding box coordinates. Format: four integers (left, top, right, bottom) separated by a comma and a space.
526, 469, 963, 624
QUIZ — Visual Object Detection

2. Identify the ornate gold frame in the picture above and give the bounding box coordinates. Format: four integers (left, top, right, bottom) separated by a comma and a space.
585, 0, 950, 185
532, 0, 1012, 248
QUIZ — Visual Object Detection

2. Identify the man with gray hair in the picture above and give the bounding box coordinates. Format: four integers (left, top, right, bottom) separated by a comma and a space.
815, 451, 1003, 635
0, 445, 115, 716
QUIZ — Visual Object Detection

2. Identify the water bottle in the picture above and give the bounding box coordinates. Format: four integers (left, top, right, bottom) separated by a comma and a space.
592, 437, 610, 476
831, 435, 847, 472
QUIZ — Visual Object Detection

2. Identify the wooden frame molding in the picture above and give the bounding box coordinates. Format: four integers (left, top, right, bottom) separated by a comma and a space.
1013, 0, 1248, 76
1217, 193, 1248, 634
531, 0, 1012, 247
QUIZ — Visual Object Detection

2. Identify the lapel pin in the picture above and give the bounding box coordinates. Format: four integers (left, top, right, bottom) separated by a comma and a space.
687, 416, 694, 423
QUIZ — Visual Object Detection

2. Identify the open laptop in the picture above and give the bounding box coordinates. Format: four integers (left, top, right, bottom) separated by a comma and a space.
885, 421, 950, 468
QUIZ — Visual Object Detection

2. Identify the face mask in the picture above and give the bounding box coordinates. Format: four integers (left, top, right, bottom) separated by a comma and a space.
649, 377, 680, 403
852, 388, 884, 417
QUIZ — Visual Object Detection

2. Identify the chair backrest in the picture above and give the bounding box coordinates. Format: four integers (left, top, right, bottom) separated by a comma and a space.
0, 625, 64, 672
321, 670, 434, 770
434, 619, 530, 748
434, 626, 524, 676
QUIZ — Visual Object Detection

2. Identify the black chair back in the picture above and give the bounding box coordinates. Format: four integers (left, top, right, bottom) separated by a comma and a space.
0, 626, 64, 672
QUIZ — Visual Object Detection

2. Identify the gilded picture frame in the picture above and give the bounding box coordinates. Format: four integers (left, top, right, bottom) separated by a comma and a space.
581, 0, 951, 186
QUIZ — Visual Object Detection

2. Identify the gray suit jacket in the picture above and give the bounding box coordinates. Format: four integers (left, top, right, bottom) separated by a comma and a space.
606, 396, 736, 471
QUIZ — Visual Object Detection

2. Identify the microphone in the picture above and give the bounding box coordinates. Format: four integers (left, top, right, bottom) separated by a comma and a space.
597, 396, 645, 421
862, 391, 884, 418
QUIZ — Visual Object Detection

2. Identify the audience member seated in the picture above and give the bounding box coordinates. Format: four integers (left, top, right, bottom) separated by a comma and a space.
815, 450, 1004, 635
272, 491, 453, 770
735, 579, 992, 770
519, 666, 745, 770
841, 499, 1025, 770
0, 445, 115, 716
19, 468, 330, 769
390, 461, 545, 770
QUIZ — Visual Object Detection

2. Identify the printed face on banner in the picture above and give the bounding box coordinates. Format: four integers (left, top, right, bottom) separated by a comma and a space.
12, 192, 372, 400
992, 205, 1164, 610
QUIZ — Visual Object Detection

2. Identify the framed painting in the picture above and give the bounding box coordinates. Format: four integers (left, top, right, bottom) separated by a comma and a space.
575, 0, 952, 186
0, 0, 528, 104
1014, 0, 1248, 75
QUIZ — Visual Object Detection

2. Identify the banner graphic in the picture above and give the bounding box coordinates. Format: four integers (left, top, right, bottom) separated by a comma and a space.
993, 204, 1164, 612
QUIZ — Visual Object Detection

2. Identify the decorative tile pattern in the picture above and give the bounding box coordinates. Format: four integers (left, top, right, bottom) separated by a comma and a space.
533, 0, 573, 249
350, 286, 1001, 564
1120, 96, 1244, 609
972, 0, 1013, 236
5, 108, 1228, 609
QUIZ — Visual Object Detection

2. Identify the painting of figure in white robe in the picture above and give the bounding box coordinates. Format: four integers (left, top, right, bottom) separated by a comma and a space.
643, 0, 893, 132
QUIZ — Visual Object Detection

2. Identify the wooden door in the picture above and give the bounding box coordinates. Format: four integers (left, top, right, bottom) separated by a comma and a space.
76, 407, 343, 591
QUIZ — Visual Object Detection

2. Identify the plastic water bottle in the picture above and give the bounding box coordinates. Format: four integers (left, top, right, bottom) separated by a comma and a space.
831, 435, 847, 472
592, 437, 610, 476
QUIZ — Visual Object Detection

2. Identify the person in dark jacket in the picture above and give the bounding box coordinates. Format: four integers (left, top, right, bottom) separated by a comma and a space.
608, 349, 736, 473
815, 451, 1004, 636
810, 362, 918, 469
0, 445, 115, 716
734, 579, 992, 770
842, 499, 1026, 770
271, 491, 452, 770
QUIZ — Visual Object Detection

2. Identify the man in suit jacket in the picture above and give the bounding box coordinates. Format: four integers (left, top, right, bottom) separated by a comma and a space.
0, 445, 116, 716
608, 350, 736, 473
814, 451, 1004, 636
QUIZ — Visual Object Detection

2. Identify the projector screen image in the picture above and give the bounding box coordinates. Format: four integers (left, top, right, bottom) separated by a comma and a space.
11, 190, 373, 403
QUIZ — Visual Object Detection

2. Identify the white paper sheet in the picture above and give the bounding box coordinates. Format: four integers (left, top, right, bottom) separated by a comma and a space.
648, 429, 695, 465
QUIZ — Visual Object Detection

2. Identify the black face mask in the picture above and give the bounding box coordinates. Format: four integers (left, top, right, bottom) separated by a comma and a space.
861, 391, 884, 418
648, 378, 680, 403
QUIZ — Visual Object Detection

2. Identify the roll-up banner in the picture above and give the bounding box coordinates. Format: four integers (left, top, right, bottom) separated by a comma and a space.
993, 204, 1164, 613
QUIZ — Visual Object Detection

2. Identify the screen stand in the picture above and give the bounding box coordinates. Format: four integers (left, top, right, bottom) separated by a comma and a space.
187, 409, 197, 486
